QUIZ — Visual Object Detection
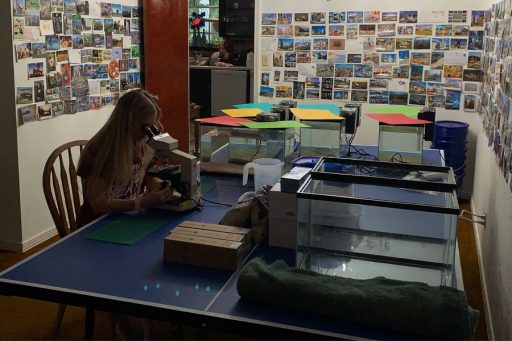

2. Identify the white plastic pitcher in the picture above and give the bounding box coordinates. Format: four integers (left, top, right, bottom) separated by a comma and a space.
242, 158, 284, 190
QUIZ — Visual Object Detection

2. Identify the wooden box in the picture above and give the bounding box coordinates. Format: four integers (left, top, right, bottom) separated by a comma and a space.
163, 221, 252, 271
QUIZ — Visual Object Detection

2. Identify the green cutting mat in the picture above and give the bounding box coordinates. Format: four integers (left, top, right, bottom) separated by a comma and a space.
86, 215, 167, 245
368, 105, 420, 117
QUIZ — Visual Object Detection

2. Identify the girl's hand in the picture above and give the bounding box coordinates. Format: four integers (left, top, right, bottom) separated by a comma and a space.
139, 186, 173, 210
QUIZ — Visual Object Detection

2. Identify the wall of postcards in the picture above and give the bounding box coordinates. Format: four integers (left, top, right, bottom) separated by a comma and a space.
258, 9, 486, 111
479, 0, 512, 189
13, 0, 141, 125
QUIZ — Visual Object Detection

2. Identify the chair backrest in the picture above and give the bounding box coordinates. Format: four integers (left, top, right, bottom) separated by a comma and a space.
43, 140, 88, 238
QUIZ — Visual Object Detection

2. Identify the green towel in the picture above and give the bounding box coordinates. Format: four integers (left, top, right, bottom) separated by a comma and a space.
237, 258, 479, 340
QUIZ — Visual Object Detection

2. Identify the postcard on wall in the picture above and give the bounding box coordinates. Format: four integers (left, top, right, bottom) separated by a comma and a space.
19, 104, 38, 125
345, 38, 363, 52
88, 79, 101, 95
388, 79, 408, 92
25, 26, 42, 41
122, 36, 131, 49
261, 38, 278, 51
418, 11, 446, 23
13, 17, 25, 40
298, 64, 316, 77
38, 104, 53, 120
445, 51, 468, 65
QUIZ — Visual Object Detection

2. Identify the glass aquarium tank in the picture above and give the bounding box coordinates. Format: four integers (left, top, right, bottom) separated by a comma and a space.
199, 123, 296, 174
300, 120, 349, 157
296, 157, 459, 287
378, 124, 424, 164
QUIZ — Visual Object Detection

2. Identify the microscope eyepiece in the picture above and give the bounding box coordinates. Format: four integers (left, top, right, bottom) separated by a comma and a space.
145, 125, 162, 138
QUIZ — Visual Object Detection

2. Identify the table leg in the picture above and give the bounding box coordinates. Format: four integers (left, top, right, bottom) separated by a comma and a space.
84, 308, 95, 340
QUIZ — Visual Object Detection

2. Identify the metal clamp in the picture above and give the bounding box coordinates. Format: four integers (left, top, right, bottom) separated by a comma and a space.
459, 209, 487, 228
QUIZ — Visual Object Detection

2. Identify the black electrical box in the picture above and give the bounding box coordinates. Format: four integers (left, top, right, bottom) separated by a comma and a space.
341, 103, 361, 134
418, 107, 436, 141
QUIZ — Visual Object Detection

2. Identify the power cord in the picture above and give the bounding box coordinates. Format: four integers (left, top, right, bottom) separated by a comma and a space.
349, 145, 378, 160
390, 152, 407, 163
249, 139, 262, 162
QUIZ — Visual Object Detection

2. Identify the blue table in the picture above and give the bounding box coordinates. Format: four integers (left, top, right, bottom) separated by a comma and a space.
0, 147, 461, 340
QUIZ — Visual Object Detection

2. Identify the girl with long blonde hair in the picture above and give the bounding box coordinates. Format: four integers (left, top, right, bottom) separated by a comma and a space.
77, 89, 173, 226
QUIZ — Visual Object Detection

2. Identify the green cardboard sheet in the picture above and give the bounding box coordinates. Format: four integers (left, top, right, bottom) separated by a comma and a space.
369, 105, 420, 117
86, 215, 167, 245
240, 121, 310, 129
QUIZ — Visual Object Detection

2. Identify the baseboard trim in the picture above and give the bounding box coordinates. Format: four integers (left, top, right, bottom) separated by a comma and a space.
22, 226, 58, 252
470, 199, 495, 341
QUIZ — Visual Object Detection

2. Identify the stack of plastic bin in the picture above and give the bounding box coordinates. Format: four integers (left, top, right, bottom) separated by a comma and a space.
432, 121, 469, 196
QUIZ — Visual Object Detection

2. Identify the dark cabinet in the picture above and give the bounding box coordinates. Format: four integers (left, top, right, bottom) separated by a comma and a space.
190, 68, 212, 118
219, 0, 254, 38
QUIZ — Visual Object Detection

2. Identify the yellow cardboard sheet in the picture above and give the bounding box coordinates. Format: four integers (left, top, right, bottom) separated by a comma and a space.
221, 108, 262, 117
290, 108, 344, 121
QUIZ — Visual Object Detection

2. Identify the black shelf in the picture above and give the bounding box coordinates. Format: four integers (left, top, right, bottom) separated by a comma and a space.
219, 0, 254, 38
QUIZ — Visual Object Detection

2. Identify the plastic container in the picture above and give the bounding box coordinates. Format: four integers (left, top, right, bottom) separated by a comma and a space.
445, 157, 466, 170
433, 140, 467, 153
292, 156, 321, 168
242, 158, 284, 190
434, 121, 469, 139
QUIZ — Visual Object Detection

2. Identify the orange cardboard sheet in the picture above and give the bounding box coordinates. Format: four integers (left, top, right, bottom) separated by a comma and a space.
221, 108, 263, 118
290, 108, 344, 121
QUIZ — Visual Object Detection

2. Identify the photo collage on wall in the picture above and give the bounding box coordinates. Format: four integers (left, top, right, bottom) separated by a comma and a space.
13, 0, 142, 125
259, 9, 485, 111
478, 0, 512, 190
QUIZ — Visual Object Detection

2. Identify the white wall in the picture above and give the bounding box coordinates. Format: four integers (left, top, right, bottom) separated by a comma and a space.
255, 0, 493, 198
472, 122, 512, 340
1, 0, 139, 251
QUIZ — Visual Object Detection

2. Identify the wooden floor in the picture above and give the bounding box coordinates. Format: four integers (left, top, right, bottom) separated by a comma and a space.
0, 201, 488, 340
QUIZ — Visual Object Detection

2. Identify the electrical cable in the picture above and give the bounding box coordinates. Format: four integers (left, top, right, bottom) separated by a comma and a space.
390, 152, 406, 163
201, 197, 234, 207
249, 139, 262, 162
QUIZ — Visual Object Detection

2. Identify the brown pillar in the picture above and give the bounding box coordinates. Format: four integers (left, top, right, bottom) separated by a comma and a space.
143, 0, 189, 152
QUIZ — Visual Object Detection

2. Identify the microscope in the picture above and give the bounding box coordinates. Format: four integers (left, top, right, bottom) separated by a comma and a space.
145, 125, 200, 212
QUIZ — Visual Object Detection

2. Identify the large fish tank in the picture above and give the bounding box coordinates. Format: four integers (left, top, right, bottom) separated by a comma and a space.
296, 157, 459, 287
300, 120, 349, 158
199, 123, 296, 174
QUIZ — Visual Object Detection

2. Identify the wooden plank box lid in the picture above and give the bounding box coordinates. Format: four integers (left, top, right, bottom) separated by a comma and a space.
177, 221, 252, 244
164, 232, 251, 271
178, 221, 251, 236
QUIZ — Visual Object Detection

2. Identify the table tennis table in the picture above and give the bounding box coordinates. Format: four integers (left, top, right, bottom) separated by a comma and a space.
0, 147, 463, 340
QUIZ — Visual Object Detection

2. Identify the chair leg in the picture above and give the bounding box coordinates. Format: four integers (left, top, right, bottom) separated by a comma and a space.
51, 304, 66, 335
84, 308, 95, 340
142, 318, 151, 341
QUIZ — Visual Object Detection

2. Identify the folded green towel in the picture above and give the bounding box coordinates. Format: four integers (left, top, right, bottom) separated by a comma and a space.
237, 258, 479, 340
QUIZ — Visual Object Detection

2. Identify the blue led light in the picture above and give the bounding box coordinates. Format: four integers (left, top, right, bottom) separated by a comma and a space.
195, 283, 200, 290
144, 285, 148, 291
205, 286, 211, 292
156, 283, 160, 289
175, 290, 180, 296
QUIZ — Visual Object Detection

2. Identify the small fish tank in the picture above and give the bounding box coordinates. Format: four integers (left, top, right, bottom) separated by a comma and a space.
296, 157, 459, 287
199, 123, 296, 174
378, 124, 424, 164
300, 120, 349, 157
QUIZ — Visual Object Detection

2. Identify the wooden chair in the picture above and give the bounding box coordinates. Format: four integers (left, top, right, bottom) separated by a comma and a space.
43, 140, 87, 238
42, 140, 94, 338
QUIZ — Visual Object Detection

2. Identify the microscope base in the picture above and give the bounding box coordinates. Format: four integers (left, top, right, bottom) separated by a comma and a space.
159, 197, 199, 213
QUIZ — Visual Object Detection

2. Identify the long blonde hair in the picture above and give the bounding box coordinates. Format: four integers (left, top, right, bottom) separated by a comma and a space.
83, 89, 161, 195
